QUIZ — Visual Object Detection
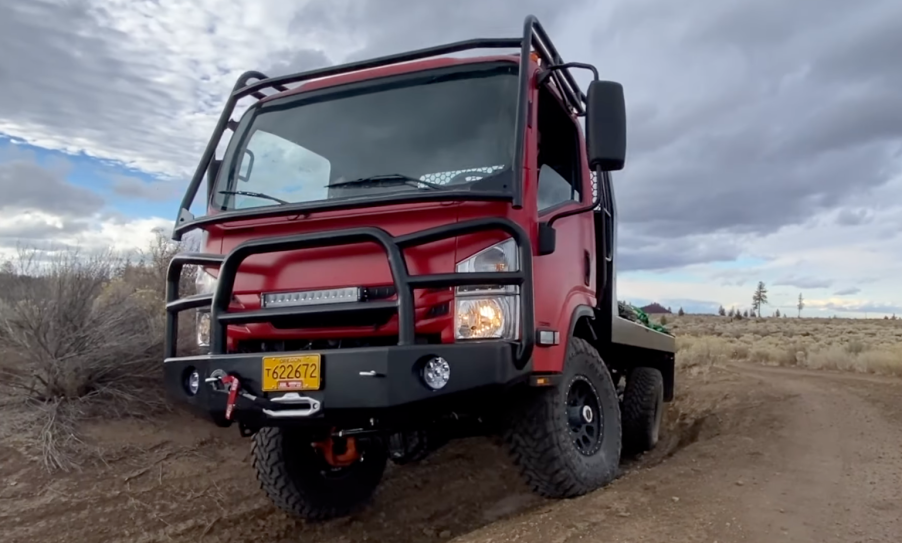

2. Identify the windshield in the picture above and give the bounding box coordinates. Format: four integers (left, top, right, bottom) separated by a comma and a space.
212, 62, 519, 211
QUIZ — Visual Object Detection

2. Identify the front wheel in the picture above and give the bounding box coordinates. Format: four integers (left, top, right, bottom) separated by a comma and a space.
252, 427, 388, 521
504, 337, 622, 499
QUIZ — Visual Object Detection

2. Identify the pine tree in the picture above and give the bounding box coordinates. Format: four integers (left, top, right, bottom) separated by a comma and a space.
797, 293, 805, 318
678, 307, 685, 316
743, 309, 749, 318
728, 307, 735, 317
752, 281, 768, 317
775, 309, 781, 318
718, 305, 726, 316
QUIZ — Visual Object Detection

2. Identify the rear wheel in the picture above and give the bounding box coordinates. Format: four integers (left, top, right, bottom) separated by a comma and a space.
621, 366, 664, 454
505, 337, 621, 498
252, 427, 388, 521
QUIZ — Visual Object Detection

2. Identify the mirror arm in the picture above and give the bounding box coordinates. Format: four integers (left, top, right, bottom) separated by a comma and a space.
538, 165, 605, 256
205, 158, 222, 203
537, 62, 599, 86
537, 62, 599, 116
547, 193, 600, 229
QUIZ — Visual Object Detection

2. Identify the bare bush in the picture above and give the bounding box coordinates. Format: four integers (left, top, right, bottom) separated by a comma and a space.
0, 247, 161, 406
0, 231, 198, 470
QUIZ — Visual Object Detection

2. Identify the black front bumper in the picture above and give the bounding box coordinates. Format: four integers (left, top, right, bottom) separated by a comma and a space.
164, 218, 536, 428
165, 342, 527, 427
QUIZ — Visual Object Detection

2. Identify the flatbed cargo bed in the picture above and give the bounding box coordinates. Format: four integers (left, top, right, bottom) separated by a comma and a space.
610, 315, 676, 353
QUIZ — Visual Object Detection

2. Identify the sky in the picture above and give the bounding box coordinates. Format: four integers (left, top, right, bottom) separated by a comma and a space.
1, 0, 901, 318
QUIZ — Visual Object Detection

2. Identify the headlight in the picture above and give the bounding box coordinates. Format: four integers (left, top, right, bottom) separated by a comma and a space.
454, 239, 520, 340
456, 238, 519, 274
195, 268, 217, 295
456, 296, 519, 340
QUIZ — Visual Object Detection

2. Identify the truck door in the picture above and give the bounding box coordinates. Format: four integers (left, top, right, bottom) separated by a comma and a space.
531, 82, 596, 372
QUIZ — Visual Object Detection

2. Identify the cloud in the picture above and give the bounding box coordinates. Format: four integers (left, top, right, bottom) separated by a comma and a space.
659, 299, 723, 315
805, 298, 902, 316
0, 146, 104, 218
262, 49, 332, 78
0, 211, 171, 258
773, 276, 833, 289
835, 208, 874, 226
0, 0, 338, 180
617, 230, 745, 272
0, 148, 168, 255
110, 175, 181, 202
600, 0, 902, 243
1, 0, 902, 313
834, 287, 861, 296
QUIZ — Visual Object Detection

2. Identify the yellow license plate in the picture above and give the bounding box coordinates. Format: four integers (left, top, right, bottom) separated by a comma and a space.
262, 354, 322, 392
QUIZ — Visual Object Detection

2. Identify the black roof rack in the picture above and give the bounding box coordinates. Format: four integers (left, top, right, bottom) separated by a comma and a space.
174, 14, 591, 240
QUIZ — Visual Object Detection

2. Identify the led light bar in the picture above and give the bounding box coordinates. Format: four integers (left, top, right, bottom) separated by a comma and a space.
262, 287, 361, 308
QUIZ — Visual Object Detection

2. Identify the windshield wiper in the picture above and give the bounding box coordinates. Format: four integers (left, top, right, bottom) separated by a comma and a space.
218, 190, 290, 205
327, 174, 446, 191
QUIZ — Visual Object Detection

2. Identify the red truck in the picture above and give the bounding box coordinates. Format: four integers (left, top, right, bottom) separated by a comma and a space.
164, 15, 676, 521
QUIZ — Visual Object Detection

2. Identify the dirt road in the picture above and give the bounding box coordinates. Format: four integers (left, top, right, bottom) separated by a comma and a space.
2, 363, 901, 542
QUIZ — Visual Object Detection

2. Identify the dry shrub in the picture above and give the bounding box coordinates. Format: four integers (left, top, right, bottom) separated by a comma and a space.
857, 347, 902, 377
670, 314, 902, 377
0, 230, 197, 471
0, 249, 161, 405
676, 336, 732, 377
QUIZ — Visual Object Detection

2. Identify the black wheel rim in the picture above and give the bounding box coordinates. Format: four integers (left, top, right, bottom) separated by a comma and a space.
566, 376, 604, 456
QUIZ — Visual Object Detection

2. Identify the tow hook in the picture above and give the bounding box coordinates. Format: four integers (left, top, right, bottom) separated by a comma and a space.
205, 374, 241, 420
205, 373, 260, 421
204, 372, 322, 421
313, 433, 361, 467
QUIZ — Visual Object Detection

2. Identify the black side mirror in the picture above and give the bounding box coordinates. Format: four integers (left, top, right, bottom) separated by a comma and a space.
238, 149, 255, 182
537, 222, 556, 256
585, 80, 626, 171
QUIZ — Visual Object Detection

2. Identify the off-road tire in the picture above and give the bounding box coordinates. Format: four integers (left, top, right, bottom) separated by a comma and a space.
504, 337, 621, 499
621, 366, 664, 454
252, 427, 388, 521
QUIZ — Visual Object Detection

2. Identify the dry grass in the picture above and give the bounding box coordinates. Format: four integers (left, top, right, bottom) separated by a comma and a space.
667, 314, 902, 377
0, 231, 197, 471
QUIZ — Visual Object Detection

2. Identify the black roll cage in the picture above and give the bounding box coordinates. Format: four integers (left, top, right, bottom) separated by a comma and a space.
171, 14, 590, 242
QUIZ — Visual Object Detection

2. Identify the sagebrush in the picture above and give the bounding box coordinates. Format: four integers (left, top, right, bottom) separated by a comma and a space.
669, 314, 902, 377
0, 232, 196, 470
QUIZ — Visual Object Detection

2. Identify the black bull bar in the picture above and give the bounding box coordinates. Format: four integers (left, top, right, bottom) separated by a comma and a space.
165, 217, 535, 369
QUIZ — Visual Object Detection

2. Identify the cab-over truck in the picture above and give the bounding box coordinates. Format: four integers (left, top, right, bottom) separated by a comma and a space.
163, 15, 676, 521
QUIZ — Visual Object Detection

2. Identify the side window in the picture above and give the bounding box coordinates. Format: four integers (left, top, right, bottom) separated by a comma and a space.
536, 85, 582, 212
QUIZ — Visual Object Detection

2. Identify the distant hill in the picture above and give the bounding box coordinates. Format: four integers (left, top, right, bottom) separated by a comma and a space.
640, 303, 671, 314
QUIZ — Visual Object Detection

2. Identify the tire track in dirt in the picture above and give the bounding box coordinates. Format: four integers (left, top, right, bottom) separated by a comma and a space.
723, 363, 902, 541
2, 364, 900, 542
458, 364, 902, 542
